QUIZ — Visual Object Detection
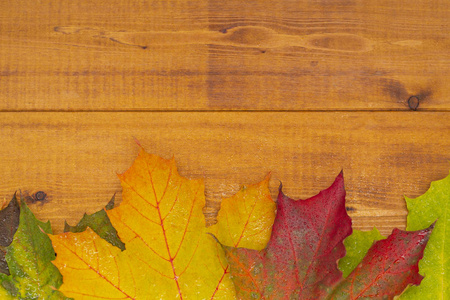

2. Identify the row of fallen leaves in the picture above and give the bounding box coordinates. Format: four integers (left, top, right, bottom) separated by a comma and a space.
0, 149, 447, 299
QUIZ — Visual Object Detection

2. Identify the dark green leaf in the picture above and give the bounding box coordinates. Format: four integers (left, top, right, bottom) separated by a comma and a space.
0, 195, 20, 275
64, 195, 125, 250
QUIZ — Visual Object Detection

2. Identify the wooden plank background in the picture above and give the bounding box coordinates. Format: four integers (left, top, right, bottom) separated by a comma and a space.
0, 0, 449, 235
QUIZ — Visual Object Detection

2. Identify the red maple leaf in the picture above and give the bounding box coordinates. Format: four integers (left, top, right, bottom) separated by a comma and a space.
223, 172, 351, 299
328, 225, 433, 299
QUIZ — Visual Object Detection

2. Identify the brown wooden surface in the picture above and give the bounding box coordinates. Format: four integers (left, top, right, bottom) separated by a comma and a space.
0, 0, 449, 111
0, 1, 449, 236
0, 112, 449, 235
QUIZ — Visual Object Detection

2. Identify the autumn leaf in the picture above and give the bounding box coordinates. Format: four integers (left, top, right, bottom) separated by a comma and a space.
0, 194, 70, 299
0, 195, 20, 275
329, 226, 433, 300
50, 149, 237, 299
399, 170, 450, 299
223, 172, 352, 299
338, 228, 385, 278
208, 173, 276, 251
64, 194, 125, 250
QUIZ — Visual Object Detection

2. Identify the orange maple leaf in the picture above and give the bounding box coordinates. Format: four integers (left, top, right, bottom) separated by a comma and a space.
49, 149, 275, 299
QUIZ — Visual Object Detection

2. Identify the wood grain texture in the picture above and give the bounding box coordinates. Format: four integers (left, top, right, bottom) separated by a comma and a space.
0, 112, 448, 235
0, 0, 449, 111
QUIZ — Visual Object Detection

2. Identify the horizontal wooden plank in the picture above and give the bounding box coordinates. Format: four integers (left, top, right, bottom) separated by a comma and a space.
0, 111, 448, 235
0, 0, 449, 111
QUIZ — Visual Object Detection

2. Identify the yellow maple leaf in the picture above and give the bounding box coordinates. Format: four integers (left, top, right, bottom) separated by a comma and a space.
49, 149, 275, 299
208, 174, 276, 250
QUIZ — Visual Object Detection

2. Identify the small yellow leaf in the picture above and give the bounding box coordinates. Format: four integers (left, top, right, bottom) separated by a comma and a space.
50, 150, 236, 299
208, 174, 276, 250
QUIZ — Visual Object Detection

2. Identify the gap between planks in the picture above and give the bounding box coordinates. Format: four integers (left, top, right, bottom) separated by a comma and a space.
1, 109, 449, 113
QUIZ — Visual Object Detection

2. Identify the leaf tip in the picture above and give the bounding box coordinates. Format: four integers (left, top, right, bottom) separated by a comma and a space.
277, 180, 283, 193
420, 221, 435, 239
334, 170, 345, 186
63, 221, 70, 233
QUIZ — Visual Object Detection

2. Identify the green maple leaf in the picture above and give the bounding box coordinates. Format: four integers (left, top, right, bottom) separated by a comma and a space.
0, 195, 71, 299
338, 228, 385, 278
64, 194, 125, 250
399, 170, 450, 299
